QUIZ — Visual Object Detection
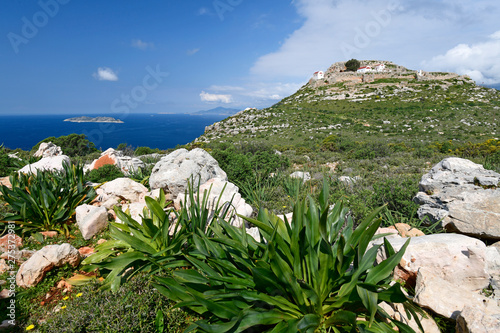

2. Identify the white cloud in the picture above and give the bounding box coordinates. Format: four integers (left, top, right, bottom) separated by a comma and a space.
186, 48, 200, 56
131, 39, 154, 50
93, 67, 118, 81
200, 91, 232, 103
425, 30, 500, 84
249, 0, 500, 81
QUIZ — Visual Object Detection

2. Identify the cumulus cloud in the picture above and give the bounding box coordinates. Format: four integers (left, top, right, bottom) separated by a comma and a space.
186, 48, 200, 56
425, 30, 500, 84
131, 39, 154, 50
93, 67, 118, 81
200, 91, 232, 103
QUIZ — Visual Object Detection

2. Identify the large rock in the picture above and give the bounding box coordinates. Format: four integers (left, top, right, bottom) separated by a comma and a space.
414, 157, 500, 240
379, 302, 440, 333
75, 205, 108, 240
33, 142, 62, 158
97, 178, 148, 203
89, 148, 144, 175
456, 305, 500, 332
16, 243, 80, 288
175, 178, 253, 228
150, 148, 227, 198
18, 155, 71, 175
115, 202, 147, 224
373, 234, 499, 321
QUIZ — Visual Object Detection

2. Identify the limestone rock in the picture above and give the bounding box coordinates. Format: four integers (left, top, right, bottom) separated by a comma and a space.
374, 234, 490, 293
289, 171, 311, 182
414, 157, 500, 240
16, 243, 80, 288
0, 234, 22, 253
18, 155, 71, 175
89, 148, 144, 175
97, 178, 148, 203
75, 205, 108, 240
246, 227, 261, 242
0, 260, 8, 275
115, 202, 147, 224
175, 178, 253, 228
34, 142, 62, 158
150, 148, 227, 198
456, 305, 500, 332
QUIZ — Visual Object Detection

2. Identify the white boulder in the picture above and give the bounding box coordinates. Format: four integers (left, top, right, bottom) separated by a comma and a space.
97, 178, 148, 203
16, 243, 80, 288
150, 148, 227, 198
33, 142, 62, 158
175, 178, 252, 228
75, 205, 108, 240
18, 155, 70, 175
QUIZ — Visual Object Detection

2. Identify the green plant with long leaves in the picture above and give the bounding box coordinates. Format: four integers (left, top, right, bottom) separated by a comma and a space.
0, 163, 96, 235
154, 181, 422, 332
82, 181, 231, 291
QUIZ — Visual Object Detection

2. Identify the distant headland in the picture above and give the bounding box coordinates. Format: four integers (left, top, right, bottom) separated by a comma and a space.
63, 116, 124, 123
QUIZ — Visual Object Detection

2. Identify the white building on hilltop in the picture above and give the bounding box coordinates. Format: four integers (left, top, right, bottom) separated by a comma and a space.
313, 71, 324, 80
357, 66, 372, 73
374, 63, 386, 72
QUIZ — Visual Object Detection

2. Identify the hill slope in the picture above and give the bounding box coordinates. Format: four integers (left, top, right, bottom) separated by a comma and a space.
197, 60, 499, 150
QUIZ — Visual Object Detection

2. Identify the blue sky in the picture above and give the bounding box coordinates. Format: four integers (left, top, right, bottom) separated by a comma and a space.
1, 0, 500, 115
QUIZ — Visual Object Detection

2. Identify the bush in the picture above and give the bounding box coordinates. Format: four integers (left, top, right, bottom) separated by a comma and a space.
135, 146, 160, 156
0, 163, 96, 236
31, 134, 98, 157
345, 58, 361, 72
85, 164, 124, 183
0, 147, 16, 176
154, 183, 422, 332
372, 176, 420, 218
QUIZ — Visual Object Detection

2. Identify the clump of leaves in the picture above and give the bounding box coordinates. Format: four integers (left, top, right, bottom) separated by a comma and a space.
0, 163, 96, 236
154, 181, 422, 332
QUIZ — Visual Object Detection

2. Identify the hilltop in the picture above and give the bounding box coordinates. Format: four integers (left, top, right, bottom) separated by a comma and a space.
64, 116, 124, 123
197, 60, 499, 151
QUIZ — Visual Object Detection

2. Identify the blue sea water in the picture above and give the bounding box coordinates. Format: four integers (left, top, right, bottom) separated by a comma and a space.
0, 114, 226, 151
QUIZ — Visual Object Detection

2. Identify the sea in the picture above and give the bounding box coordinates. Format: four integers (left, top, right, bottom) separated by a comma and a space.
0, 113, 226, 151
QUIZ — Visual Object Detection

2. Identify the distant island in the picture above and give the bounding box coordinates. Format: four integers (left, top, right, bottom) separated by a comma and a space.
64, 116, 124, 123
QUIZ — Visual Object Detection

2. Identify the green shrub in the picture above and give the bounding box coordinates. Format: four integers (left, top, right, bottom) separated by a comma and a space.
31, 134, 98, 157
0, 146, 17, 176
85, 164, 124, 183
0, 163, 96, 236
154, 183, 422, 332
372, 176, 420, 218
135, 146, 160, 156
345, 58, 361, 72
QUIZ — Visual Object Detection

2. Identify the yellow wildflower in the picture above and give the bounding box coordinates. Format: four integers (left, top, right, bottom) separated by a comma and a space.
76, 293, 83, 297
26, 325, 35, 331
61, 305, 67, 309
63, 296, 69, 300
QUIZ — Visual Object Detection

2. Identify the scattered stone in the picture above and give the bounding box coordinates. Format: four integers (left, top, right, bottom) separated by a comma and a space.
392, 223, 425, 237
33, 142, 62, 158
97, 178, 148, 203
0, 289, 10, 299
97, 239, 107, 245
338, 176, 361, 185
414, 157, 500, 240
0, 234, 22, 253
0, 249, 35, 265
116, 202, 147, 224
0, 260, 8, 275
40, 231, 58, 239
75, 205, 108, 240
150, 148, 227, 198
16, 243, 81, 288
0, 177, 11, 189
18, 155, 71, 175
175, 178, 253, 228
246, 227, 261, 242
289, 171, 311, 182
78, 247, 94, 258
